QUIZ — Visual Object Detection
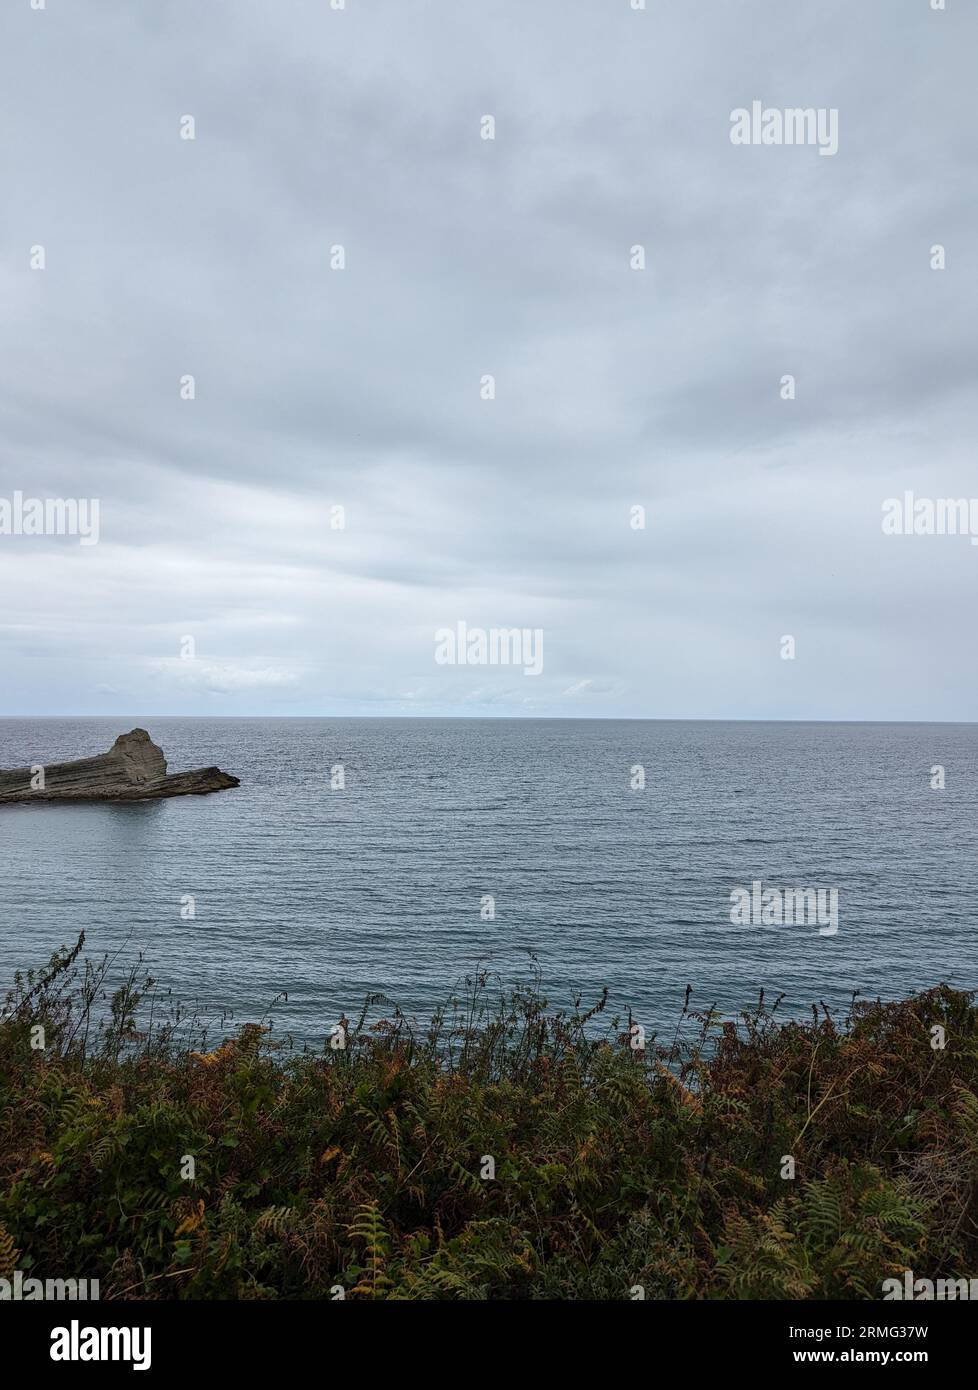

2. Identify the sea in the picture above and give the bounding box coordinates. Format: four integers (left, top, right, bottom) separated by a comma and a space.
1, 718, 975, 1049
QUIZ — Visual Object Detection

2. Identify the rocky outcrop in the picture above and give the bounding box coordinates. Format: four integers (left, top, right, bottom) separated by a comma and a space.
0, 729, 239, 804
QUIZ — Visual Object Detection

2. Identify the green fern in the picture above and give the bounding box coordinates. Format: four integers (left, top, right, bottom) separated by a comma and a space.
256, 1205, 299, 1237
347, 1203, 392, 1298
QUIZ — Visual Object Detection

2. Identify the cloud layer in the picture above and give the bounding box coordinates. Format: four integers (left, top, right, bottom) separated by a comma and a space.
1, 0, 975, 718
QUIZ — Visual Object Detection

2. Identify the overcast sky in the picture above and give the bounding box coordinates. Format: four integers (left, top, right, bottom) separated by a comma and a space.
1, 0, 975, 720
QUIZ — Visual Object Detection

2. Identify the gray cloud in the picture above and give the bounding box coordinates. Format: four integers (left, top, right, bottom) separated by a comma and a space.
1, 0, 976, 719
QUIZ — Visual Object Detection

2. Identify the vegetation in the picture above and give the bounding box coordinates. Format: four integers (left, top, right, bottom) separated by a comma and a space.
1, 935, 976, 1299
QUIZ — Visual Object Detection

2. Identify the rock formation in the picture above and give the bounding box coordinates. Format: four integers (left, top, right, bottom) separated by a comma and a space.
0, 728, 239, 804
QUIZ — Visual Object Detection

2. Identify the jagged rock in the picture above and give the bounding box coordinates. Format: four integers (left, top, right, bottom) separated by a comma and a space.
0, 729, 239, 804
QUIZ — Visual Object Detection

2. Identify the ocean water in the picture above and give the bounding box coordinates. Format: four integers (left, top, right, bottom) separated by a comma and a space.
0, 718, 975, 1048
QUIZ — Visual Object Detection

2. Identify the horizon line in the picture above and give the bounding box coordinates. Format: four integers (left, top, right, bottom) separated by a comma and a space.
1, 715, 976, 726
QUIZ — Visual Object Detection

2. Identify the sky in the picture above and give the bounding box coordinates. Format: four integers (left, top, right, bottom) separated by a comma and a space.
1, 0, 975, 720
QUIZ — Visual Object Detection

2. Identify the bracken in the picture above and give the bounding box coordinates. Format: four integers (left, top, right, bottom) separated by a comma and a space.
0, 937, 975, 1300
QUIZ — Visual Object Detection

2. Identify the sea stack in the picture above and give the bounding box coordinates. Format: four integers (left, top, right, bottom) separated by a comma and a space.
0, 729, 239, 804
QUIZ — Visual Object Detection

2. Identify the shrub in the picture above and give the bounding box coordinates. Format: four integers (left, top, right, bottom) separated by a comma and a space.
1, 939, 975, 1300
